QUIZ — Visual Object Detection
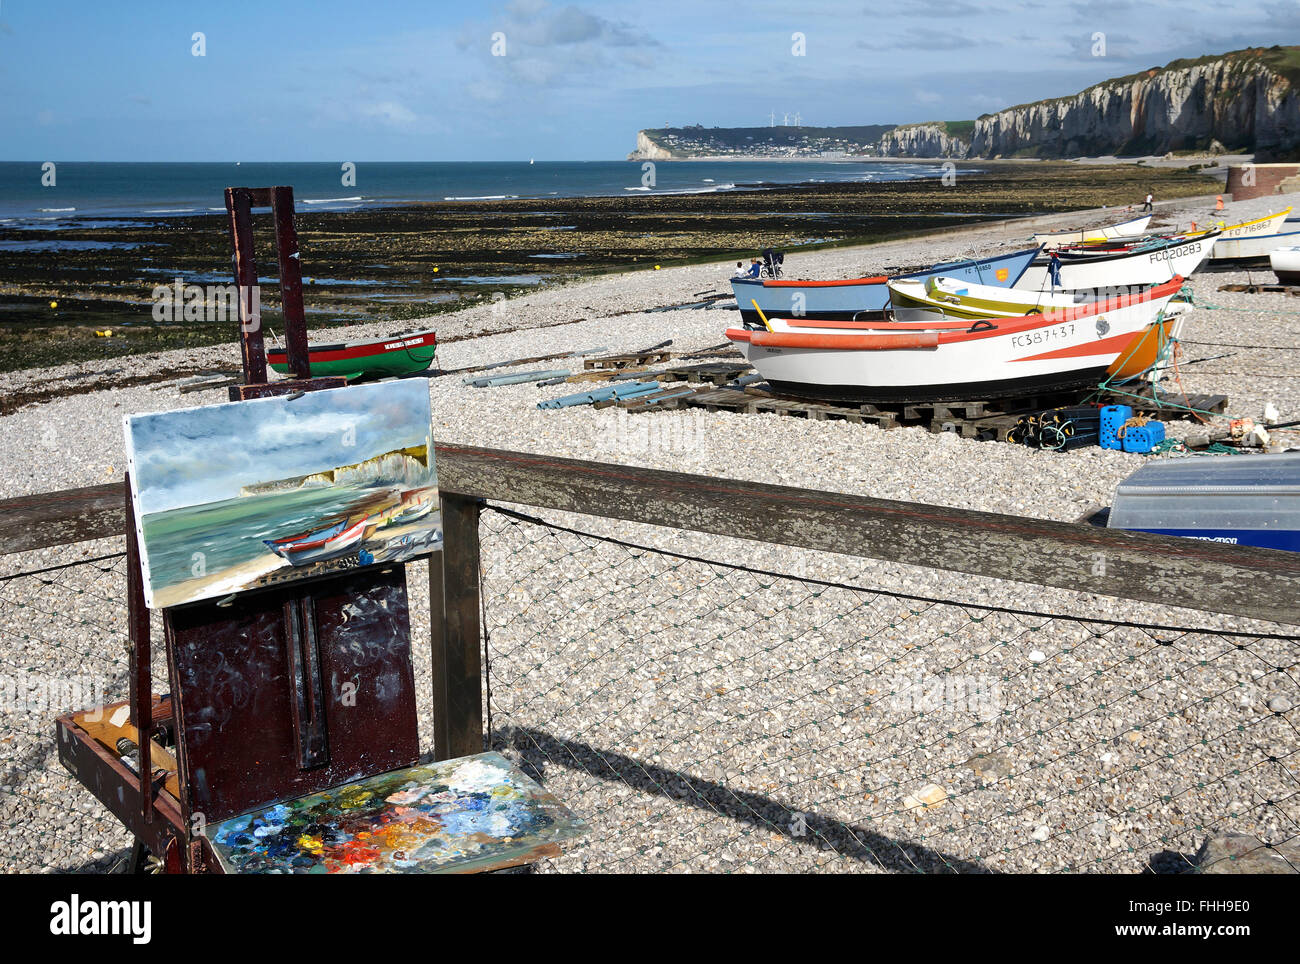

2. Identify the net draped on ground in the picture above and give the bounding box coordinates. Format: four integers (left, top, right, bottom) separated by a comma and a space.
0, 509, 1296, 873
478, 506, 1299, 874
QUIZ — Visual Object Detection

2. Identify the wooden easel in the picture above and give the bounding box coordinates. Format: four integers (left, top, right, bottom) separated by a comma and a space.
57, 188, 584, 872
223, 185, 347, 400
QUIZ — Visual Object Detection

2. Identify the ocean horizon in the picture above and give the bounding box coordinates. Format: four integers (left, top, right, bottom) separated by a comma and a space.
0, 159, 955, 223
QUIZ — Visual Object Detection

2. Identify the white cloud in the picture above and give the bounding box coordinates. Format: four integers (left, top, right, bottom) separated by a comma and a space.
360, 100, 419, 127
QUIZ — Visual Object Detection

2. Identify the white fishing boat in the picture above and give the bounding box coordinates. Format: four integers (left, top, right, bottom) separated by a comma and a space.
1209, 229, 1300, 264
1034, 213, 1151, 246
1211, 207, 1291, 241
885, 274, 1187, 320
1054, 209, 1289, 254
1271, 246, 1300, 283
263, 517, 367, 566
1016, 231, 1218, 292
726, 277, 1185, 404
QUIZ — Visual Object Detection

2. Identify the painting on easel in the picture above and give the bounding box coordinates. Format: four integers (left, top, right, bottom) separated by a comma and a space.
124, 380, 441, 608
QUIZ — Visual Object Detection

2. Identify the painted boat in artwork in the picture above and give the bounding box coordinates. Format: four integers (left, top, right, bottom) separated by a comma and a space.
263, 517, 367, 565
1209, 229, 1300, 264
725, 276, 1185, 404
730, 246, 1041, 326
1271, 246, 1300, 283
268, 329, 437, 380
1033, 213, 1151, 246
1015, 232, 1217, 292
264, 519, 346, 550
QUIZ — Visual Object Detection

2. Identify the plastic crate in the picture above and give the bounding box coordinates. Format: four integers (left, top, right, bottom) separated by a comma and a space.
1100, 405, 1133, 450
1121, 421, 1166, 454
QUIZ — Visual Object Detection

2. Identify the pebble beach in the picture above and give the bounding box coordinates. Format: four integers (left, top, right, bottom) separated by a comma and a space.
2, 188, 1297, 874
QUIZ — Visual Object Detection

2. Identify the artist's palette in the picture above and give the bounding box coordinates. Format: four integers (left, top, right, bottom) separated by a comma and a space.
204, 752, 587, 874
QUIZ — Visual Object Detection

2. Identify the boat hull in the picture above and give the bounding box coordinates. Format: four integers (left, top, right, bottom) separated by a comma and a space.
1034, 214, 1151, 246
1270, 246, 1300, 284
265, 519, 367, 565
731, 247, 1040, 326
269, 330, 437, 380
887, 276, 1090, 319
1210, 230, 1300, 264
727, 277, 1183, 404
1210, 207, 1291, 241
1016, 235, 1215, 291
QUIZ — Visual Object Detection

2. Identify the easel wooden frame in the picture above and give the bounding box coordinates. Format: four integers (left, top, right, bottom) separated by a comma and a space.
56, 187, 487, 872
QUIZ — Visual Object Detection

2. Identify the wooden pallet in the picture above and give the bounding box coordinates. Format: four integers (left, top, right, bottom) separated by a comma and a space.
652, 362, 753, 385
675, 387, 898, 427
572, 361, 1230, 439
564, 367, 649, 383
585, 350, 672, 370
1106, 387, 1229, 417
1217, 283, 1300, 295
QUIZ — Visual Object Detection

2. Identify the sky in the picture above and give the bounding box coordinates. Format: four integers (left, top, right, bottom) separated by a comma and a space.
2, 0, 1297, 161
127, 380, 433, 513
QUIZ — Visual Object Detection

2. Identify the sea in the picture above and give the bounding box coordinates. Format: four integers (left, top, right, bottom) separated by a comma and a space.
0, 160, 954, 224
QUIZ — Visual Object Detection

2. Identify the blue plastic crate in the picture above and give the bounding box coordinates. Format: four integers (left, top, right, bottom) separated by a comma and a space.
1122, 421, 1166, 454
1100, 405, 1132, 450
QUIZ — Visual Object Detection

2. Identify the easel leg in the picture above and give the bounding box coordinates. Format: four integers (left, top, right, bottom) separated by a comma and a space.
433, 495, 483, 760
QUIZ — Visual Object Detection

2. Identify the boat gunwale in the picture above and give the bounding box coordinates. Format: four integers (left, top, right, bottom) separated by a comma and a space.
744, 276, 1183, 347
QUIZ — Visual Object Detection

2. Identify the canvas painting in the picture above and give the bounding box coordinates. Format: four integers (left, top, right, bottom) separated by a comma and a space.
124, 380, 441, 609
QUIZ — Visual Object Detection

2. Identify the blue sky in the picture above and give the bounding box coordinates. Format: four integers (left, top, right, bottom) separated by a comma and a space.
127, 380, 433, 513
2, 0, 1296, 161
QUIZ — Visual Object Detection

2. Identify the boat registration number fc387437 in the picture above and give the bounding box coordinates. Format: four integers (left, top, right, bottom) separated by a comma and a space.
1010, 323, 1074, 349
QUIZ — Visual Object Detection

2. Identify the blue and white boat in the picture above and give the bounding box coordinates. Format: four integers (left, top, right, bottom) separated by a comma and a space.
731, 246, 1041, 327
1209, 229, 1300, 264
1108, 453, 1300, 553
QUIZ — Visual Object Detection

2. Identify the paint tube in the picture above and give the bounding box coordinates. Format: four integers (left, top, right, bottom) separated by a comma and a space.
116, 737, 140, 775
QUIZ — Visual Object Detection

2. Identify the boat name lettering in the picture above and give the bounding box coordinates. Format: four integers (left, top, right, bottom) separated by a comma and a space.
1009, 324, 1074, 348
1148, 241, 1200, 263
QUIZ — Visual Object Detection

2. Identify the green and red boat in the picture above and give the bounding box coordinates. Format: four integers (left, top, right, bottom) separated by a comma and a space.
268, 329, 437, 380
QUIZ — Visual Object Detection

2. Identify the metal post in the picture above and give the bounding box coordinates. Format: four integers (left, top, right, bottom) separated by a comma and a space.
224, 187, 266, 385
270, 186, 310, 380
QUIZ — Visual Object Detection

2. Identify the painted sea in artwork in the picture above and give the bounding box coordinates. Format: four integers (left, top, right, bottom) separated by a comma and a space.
206, 752, 587, 874
124, 380, 441, 608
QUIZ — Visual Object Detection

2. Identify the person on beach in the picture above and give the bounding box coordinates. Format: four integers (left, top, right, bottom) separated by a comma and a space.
1216, 195, 1224, 211
1047, 250, 1063, 290
1143, 192, 1153, 213
745, 259, 762, 279
732, 261, 748, 278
